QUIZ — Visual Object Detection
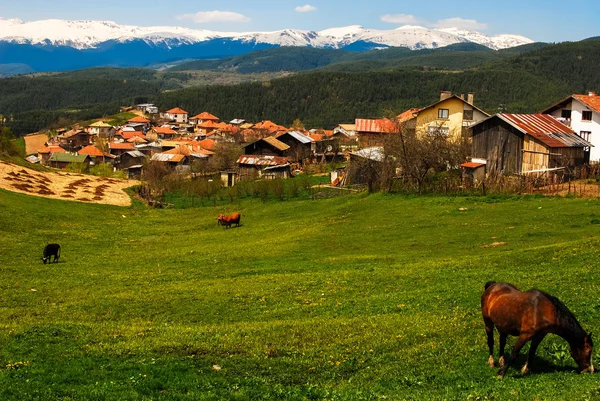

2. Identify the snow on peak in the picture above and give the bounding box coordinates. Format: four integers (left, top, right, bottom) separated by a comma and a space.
0, 17, 533, 51
318, 25, 365, 39
395, 25, 428, 30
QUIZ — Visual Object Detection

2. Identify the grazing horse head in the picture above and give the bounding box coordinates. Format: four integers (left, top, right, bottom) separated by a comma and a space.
481, 282, 594, 377
572, 332, 594, 373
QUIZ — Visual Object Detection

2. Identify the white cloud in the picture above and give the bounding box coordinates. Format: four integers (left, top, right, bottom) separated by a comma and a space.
295, 4, 317, 13
380, 14, 422, 25
177, 10, 250, 24
433, 18, 487, 31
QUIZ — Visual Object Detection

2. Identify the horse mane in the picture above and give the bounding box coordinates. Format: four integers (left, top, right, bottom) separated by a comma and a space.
484, 281, 496, 290
539, 290, 585, 338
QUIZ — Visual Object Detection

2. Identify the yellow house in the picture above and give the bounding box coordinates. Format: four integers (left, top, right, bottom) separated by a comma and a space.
406, 91, 490, 141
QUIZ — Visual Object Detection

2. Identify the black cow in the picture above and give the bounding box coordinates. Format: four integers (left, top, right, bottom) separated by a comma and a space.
42, 243, 61, 264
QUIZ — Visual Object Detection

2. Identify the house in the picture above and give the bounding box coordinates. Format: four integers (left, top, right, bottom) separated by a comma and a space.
541, 91, 600, 161
334, 124, 357, 137
108, 142, 136, 157
190, 112, 219, 126
355, 118, 398, 148
470, 113, 592, 177
119, 150, 147, 170
78, 145, 116, 165
276, 131, 314, 163
149, 126, 178, 140
150, 152, 187, 169
243, 137, 290, 157
405, 91, 490, 141
135, 103, 158, 114
162, 107, 188, 123
47, 153, 91, 171
125, 123, 146, 132
127, 115, 151, 125
57, 128, 92, 151
88, 121, 114, 138
237, 155, 291, 179
38, 144, 66, 165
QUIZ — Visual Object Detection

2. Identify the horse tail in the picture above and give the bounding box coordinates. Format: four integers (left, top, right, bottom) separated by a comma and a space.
484, 281, 497, 290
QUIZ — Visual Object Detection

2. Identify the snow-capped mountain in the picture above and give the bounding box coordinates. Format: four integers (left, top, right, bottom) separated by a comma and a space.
0, 17, 534, 74
0, 17, 532, 51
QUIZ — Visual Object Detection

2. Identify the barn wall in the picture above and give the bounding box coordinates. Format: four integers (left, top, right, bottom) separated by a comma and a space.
472, 119, 523, 176
522, 136, 551, 172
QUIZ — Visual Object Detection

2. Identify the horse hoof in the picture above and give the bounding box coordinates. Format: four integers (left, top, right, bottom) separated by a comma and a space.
496, 369, 506, 378
488, 356, 495, 368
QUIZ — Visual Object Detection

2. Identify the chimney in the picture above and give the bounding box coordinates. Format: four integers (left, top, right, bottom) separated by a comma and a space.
467, 92, 475, 105
460, 93, 465, 100
440, 90, 452, 101
589, 91, 598, 97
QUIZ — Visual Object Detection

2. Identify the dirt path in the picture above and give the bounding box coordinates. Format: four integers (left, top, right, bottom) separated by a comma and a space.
0, 161, 139, 206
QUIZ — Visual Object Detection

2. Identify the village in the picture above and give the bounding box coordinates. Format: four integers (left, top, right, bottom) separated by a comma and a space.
22, 89, 600, 191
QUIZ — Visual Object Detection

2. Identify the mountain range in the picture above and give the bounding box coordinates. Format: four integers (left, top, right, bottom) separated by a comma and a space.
0, 17, 533, 74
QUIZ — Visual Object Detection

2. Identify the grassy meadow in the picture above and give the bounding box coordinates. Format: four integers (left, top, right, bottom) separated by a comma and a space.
1, 187, 600, 400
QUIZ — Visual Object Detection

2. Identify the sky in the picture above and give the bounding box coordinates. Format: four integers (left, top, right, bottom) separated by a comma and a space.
1, 0, 599, 42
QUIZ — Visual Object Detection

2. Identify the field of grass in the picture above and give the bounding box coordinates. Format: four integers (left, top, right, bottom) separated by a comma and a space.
1, 188, 600, 400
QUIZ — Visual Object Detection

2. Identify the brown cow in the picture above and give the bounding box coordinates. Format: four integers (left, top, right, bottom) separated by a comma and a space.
218, 212, 241, 228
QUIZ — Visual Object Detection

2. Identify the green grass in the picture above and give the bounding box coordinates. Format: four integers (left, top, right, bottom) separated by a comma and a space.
1, 188, 600, 400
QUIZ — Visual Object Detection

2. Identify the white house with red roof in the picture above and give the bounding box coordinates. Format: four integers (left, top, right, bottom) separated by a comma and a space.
542, 91, 600, 161
162, 107, 188, 123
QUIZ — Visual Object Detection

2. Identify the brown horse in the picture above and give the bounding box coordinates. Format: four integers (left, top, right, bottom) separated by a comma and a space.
481, 281, 593, 377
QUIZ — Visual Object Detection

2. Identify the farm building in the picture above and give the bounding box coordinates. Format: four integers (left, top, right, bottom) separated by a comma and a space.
47, 153, 91, 171
471, 113, 592, 177
276, 131, 315, 163
243, 137, 290, 157
237, 155, 291, 179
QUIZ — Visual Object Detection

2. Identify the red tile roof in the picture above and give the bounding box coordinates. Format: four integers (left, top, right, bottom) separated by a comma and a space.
397, 108, 421, 122
573, 93, 600, 114
109, 142, 135, 150
191, 112, 219, 121
199, 138, 217, 150
166, 107, 188, 114
122, 131, 147, 140
198, 120, 220, 129
153, 126, 177, 135
355, 118, 398, 133
78, 145, 105, 157
128, 116, 150, 123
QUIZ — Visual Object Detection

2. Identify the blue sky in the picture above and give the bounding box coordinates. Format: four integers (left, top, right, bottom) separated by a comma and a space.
2, 0, 599, 42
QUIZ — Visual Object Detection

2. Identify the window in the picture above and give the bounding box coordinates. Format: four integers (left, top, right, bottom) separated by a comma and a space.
428, 125, 449, 136
582, 110, 593, 121
463, 109, 474, 120
561, 109, 572, 119
579, 131, 591, 141
438, 108, 449, 119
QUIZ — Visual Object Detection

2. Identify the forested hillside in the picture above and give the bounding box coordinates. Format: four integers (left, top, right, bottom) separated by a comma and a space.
1, 39, 598, 136
155, 68, 568, 128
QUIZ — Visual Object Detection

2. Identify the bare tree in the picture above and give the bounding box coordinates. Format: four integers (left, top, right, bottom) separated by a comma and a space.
208, 142, 243, 173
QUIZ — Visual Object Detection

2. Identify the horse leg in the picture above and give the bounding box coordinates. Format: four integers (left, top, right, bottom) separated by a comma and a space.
521, 333, 546, 375
484, 318, 495, 368
499, 332, 508, 368
498, 334, 531, 378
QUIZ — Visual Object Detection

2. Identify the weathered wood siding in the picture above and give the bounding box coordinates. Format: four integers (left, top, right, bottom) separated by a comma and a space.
472, 119, 523, 176
522, 136, 551, 172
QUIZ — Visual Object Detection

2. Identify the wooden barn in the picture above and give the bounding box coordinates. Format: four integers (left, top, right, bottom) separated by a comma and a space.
242, 137, 290, 157
471, 114, 592, 176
